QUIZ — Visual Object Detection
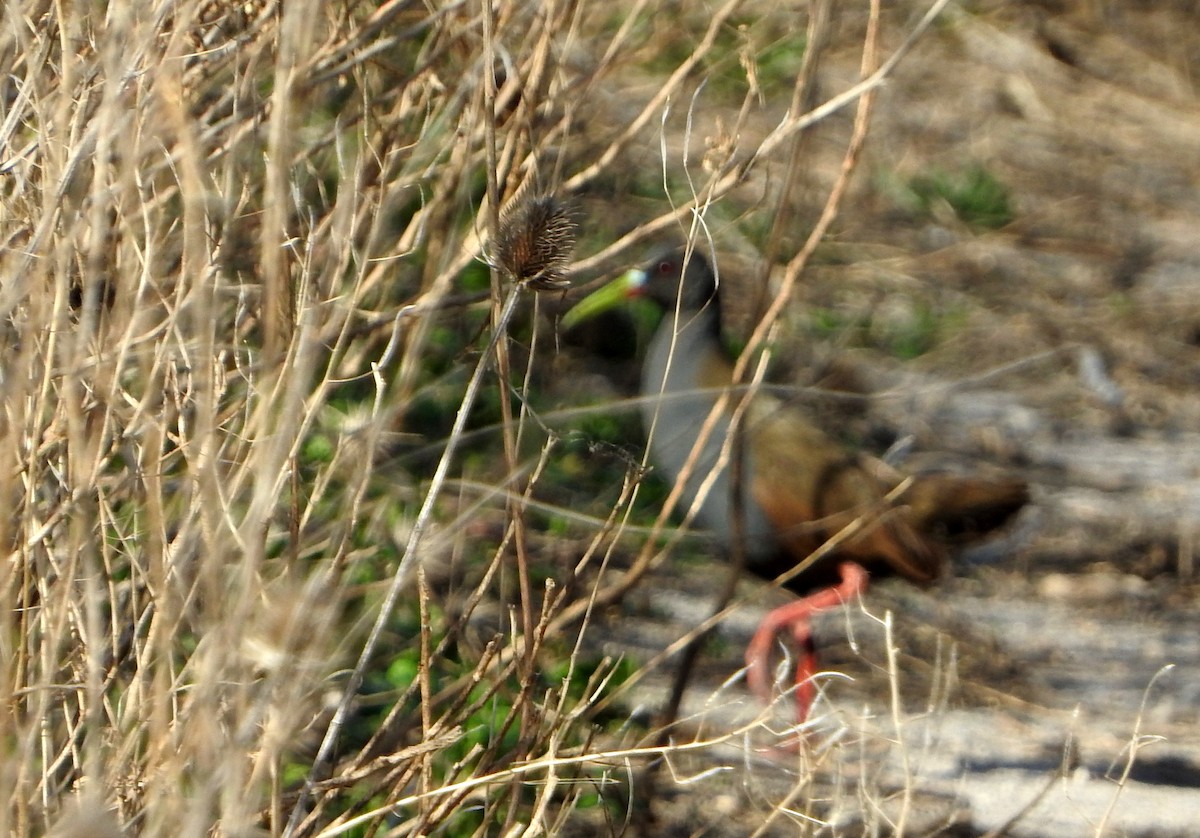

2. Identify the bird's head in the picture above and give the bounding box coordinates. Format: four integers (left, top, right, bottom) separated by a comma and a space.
562, 243, 719, 330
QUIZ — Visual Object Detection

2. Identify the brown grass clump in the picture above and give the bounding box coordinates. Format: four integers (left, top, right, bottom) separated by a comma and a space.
0, 0, 1003, 834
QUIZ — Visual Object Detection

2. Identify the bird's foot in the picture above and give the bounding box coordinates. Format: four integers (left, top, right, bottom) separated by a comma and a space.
743, 561, 870, 728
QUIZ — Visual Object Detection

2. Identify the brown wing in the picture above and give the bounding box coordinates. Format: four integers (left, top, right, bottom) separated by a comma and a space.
747, 404, 943, 584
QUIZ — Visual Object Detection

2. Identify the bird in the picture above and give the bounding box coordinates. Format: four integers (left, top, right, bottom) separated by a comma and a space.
563, 242, 1029, 722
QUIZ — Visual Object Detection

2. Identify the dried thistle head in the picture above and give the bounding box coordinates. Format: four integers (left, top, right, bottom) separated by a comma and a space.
491, 195, 577, 291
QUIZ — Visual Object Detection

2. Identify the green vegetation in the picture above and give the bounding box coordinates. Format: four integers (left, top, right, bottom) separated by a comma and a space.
808, 299, 965, 360
641, 16, 807, 101
887, 163, 1015, 230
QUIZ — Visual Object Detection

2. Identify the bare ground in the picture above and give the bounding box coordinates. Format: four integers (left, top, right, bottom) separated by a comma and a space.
556, 3, 1200, 835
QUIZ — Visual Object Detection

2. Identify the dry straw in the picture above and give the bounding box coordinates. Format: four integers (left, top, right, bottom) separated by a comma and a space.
0, 0, 962, 834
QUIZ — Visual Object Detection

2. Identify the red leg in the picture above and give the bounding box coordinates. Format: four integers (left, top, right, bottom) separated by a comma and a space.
744, 562, 870, 722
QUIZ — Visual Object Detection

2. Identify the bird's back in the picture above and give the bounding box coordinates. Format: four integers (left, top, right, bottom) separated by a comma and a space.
637, 304, 1027, 591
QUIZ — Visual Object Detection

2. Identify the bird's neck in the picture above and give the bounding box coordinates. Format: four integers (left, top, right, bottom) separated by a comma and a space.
639, 299, 780, 560
643, 304, 728, 397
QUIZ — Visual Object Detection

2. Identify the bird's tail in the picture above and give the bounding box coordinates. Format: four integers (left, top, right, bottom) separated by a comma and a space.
900, 472, 1030, 543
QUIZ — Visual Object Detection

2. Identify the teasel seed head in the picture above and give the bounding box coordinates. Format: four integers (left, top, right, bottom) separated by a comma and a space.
491, 194, 578, 291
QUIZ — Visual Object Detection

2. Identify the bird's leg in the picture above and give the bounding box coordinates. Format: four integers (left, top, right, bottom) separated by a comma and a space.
744, 562, 870, 723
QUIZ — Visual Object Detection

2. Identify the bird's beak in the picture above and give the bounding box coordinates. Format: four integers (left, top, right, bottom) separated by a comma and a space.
560, 268, 647, 330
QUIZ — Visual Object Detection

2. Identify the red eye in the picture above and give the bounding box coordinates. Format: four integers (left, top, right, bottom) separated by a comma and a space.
657, 261, 672, 274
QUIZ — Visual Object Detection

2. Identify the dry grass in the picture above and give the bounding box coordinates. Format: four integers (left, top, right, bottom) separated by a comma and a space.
1, 0, 1113, 835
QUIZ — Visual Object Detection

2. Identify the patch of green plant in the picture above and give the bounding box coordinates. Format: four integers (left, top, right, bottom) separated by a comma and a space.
626, 170, 671, 201
541, 653, 638, 719
302, 429, 336, 466
327, 373, 382, 415
401, 314, 496, 443
549, 408, 641, 492
532, 422, 675, 564
628, 466, 671, 521
806, 300, 963, 360
749, 32, 808, 94
458, 259, 491, 293
639, 18, 805, 101
899, 164, 1014, 230
341, 615, 628, 834
576, 411, 633, 448
882, 303, 945, 360
808, 307, 851, 340
739, 210, 778, 252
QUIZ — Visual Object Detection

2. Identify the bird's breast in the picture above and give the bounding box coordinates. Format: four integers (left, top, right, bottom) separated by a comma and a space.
640, 312, 778, 560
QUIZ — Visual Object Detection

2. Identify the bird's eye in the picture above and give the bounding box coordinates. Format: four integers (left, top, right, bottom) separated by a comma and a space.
657, 261, 672, 274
